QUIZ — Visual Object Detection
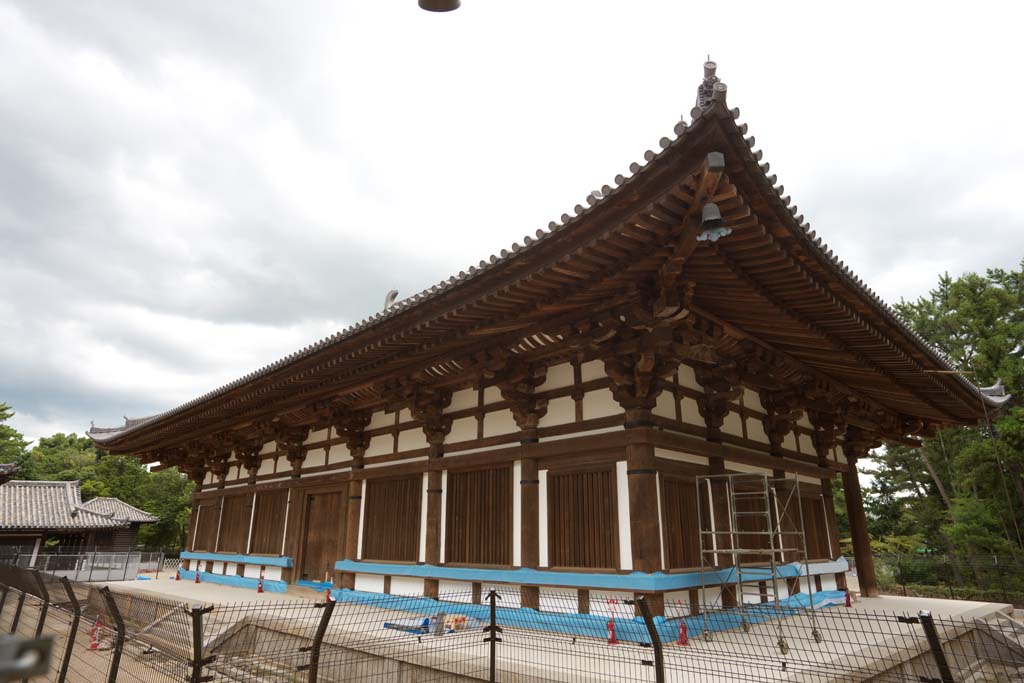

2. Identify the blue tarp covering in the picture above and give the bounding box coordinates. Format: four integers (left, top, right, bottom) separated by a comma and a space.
328, 588, 848, 643
181, 551, 293, 568
333, 559, 830, 591
177, 570, 288, 593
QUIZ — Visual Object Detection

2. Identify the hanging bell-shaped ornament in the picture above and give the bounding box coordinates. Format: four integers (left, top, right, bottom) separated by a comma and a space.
419, 0, 460, 10
701, 202, 723, 228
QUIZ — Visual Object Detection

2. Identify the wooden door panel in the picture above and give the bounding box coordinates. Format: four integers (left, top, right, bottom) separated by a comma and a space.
300, 491, 346, 582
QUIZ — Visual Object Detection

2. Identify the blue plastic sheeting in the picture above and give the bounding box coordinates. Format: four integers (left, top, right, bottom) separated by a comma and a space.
327, 588, 848, 644
333, 560, 819, 591
136, 575, 151, 581
177, 570, 287, 593
180, 551, 293, 568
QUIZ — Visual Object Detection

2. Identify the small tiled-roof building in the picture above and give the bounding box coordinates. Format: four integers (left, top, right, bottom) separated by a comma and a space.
0, 480, 158, 561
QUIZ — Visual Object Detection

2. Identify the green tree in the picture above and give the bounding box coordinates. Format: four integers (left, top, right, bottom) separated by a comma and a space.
0, 403, 32, 476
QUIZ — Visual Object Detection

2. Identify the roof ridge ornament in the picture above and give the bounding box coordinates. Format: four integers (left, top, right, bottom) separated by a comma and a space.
694, 61, 722, 112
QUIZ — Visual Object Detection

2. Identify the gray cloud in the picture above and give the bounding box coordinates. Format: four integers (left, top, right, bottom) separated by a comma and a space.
3, 0, 1024, 442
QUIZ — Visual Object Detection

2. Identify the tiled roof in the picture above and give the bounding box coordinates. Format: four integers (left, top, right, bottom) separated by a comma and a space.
79, 497, 159, 523
87, 61, 1005, 446
0, 481, 152, 530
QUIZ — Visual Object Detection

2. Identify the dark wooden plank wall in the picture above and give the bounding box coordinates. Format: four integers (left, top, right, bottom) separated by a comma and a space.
250, 489, 288, 555
217, 494, 252, 553
547, 467, 618, 569
193, 498, 220, 551
299, 490, 346, 582
660, 475, 701, 569
800, 496, 826, 560
362, 475, 422, 562
444, 466, 512, 565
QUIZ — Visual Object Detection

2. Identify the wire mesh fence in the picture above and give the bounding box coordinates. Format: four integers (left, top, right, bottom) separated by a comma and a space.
0, 562, 1022, 682
872, 554, 1024, 607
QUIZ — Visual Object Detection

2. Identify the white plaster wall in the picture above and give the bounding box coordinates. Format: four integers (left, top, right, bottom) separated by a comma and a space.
819, 574, 837, 591
354, 574, 386, 592
439, 470, 448, 564
783, 433, 798, 452
835, 446, 847, 464
615, 461, 632, 571
726, 462, 773, 476
538, 362, 573, 391
582, 388, 621, 420
796, 415, 813, 430
357, 480, 366, 559
304, 449, 326, 469
438, 580, 473, 599
589, 591, 634, 618
537, 396, 574, 428
664, 591, 692, 619
327, 445, 351, 466
743, 389, 764, 413
681, 397, 702, 425
513, 460, 522, 567
722, 410, 744, 437
243, 565, 261, 579
418, 473, 429, 563
398, 426, 429, 452
747, 418, 770, 444
483, 386, 502, 405
539, 588, 577, 614
365, 434, 393, 457
677, 364, 699, 390
538, 470, 549, 567
259, 440, 275, 455
225, 562, 236, 575
265, 566, 282, 581
203, 472, 214, 486
448, 388, 477, 412
226, 466, 238, 482
212, 561, 224, 574
448, 417, 477, 443
579, 360, 604, 382
798, 434, 814, 455
257, 457, 275, 477
654, 448, 709, 466
653, 390, 676, 419
656, 472, 665, 570
305, 427, 329, 445
483, 409, 518, 437
390, 576, 425, 596
485, 584, 520, 608
368, 410, 392, 431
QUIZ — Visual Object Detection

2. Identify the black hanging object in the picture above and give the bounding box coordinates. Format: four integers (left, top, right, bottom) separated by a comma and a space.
419, 0, 461, 11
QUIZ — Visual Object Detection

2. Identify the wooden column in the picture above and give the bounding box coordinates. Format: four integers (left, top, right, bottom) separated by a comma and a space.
605, 346, 677, 617
843, 428, 879, 597
335, 410, 371, 590
520, 457, 540, 609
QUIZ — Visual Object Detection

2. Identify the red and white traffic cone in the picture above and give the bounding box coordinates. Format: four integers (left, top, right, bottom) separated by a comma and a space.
194, 564, 201, 584
324, 588, 333, 602
89, 620, 101, 650
606, 600, 618, 645
845, 590, 852, 607
257, 567, 264, 594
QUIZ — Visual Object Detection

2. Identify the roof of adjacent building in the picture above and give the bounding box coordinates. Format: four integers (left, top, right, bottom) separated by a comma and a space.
0, 464, 17, 486
0, 480, 158, 530
88, 62, 1008, 455
79, 497, 159, 523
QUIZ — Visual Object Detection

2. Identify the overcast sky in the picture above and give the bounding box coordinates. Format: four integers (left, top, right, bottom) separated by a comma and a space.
2, 1, 1022, 444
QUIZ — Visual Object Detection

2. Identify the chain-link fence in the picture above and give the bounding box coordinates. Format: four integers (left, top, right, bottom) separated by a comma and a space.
0, 551, 165, 582
1, 562, 1022, 682
873, 554, 1024, 607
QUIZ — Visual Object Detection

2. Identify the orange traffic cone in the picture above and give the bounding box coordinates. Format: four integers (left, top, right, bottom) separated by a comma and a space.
89, 620, 101, 650
845, 590, 852, 607
677, 619, 689, 646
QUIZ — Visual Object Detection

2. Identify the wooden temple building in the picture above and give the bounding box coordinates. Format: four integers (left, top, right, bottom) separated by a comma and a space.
88, 63, 1004, 614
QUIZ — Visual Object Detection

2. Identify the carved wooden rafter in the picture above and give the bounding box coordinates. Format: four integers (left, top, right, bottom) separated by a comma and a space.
260, 421, 309, 478
807, 399, 849, 463
232, 435, 263, 483
843, 425, 883, 463
603, 325, 682, 425
758, 387, 805, 456
383, 379, 452, 451
490, 360, 548, 437
332, 408, 372, 463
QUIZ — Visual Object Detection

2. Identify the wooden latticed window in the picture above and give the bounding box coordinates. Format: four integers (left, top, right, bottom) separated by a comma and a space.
660, 475, 701, 569
547, 467, 618, 569
216, 494, 252, 554
444, 466, 512, 565
192, 498, 220, 551
249, 490, 288, 555
362, 475, 422, 562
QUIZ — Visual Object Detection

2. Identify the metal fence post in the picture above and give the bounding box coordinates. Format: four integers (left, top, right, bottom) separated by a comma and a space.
56, 578, 80, 683
31, 570, 49, 639
916, 610, 954, 683
98, 586, 125, 683
10, 591, 25, 634
189, 603, 215, 683
634, 597, 666, 683
299, 595, 336, 682
483, 590, 502, 683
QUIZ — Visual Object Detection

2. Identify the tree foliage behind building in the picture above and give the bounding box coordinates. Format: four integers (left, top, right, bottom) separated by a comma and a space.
0, 406, 193, 550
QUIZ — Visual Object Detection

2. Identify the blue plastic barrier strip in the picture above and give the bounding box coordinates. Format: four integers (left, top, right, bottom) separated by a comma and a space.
177, 570, 288, 593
